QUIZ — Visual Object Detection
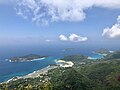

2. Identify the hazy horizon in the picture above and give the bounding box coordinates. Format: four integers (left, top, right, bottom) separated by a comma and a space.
1, 0, 120, 58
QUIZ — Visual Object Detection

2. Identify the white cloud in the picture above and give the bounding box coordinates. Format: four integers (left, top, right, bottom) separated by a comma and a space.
46, 39, 54, 42
117, 16, 120, 23
59, 34, 88, 42
102, 16, 120, 38
59, 34, 68, 41
16, 0, 120, 25
94, 0, 120, 9
69, 34, 88, 42
16, 9, 28, 19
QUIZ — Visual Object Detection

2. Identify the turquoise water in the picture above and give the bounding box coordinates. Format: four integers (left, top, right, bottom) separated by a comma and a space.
88, 53, 104, 60
0, 57, 59, 82
0, 49, 104, 83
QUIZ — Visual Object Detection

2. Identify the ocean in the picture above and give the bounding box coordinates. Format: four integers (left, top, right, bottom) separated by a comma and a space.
0, 46, 106, 82
0, 57, 59, 82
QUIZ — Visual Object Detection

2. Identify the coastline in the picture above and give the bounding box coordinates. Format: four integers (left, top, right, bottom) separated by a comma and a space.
0, 57, 58, 84
21, 65, 58, 79
92, 50, 114, 56
92, 51, 107, 56
1, 51, 108, 83
1, 50, 111, 84
87, 56, 98, 60
1, 59, 74, 84
87, 51, 107, 60
56, 59, 74, 68
30, 57, 46, 62
8, 57, 46, 62
1, 65, 58, 84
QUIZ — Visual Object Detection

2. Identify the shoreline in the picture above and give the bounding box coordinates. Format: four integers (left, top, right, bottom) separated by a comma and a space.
56, 59, 74, 68
92, 51, 107, 56
87, 51, 107, 60
8, 57, 46, 62
0, 58, 58, 84
21, 65, 58, 79
1, 59, 74, 84
92, 50, 114, 56
87, 56, 98, 60
0, 51, 107, 83
1, 65, 58, 84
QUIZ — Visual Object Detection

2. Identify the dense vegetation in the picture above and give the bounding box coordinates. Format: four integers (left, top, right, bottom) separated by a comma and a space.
94, 48, 110, 54
63, 55, 88, 62
9, 54, 47, 62
103, 51, 120, 60
0, 75, 51, 90
1, 51, 120, 90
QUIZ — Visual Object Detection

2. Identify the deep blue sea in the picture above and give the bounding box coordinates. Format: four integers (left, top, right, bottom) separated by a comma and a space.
0, 46, 112, 82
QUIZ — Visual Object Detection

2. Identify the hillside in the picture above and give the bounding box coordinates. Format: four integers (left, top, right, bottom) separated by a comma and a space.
1, 53, 120, 90
103, 51, 120, 60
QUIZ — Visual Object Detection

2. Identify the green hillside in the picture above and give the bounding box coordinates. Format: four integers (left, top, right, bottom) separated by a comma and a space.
1, 52, 120, 90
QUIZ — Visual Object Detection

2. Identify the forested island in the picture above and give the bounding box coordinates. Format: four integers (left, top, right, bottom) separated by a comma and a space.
8, 54, 47, 62
1, 50, 120, 90
94, 48, 110, 55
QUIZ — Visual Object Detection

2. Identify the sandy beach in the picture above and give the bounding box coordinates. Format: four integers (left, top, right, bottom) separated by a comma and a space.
22, 65, 58, 79
4, 65, 58, 83
4, 59, 74, 83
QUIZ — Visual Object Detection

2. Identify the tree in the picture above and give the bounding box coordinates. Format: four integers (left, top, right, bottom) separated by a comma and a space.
44, 81, 52, 90
18, 84, 24, 90
26, 84, 32, 90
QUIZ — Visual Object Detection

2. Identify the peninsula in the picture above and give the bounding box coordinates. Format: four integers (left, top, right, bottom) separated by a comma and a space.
94, 48, 110, 55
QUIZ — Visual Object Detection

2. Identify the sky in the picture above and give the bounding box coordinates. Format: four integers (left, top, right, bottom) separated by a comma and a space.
0, 0, 120, 51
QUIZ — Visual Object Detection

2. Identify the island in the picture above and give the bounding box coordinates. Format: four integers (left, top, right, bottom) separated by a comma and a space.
8, 54, 47, 62
62, 48, 75, 51
1, 51, 120, 90
94, 48, 110, 55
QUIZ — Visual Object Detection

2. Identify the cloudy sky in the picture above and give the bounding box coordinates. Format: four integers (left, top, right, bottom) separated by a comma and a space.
0, 0, 120, 49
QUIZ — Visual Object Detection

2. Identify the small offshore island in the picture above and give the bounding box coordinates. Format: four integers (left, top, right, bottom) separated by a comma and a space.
1, 49, 120, 90
8, 54, 47, 62
63, 48, 75, 51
